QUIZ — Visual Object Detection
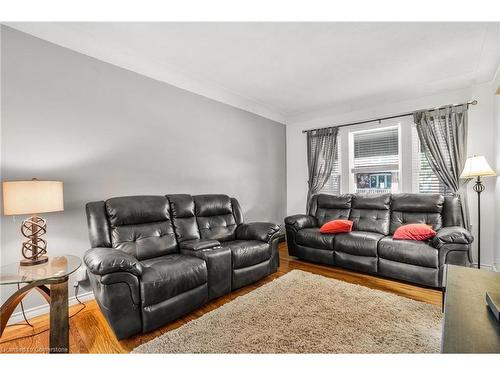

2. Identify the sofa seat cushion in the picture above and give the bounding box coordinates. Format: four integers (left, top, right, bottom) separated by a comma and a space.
224, 240, 270, 269
296, 228, 335, 250
334, 231, 384, 257
378, 237, 438, 268
140, 254, 207, 306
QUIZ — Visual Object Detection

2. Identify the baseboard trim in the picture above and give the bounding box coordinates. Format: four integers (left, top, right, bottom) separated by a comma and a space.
7, 291, 95, 324
470, 263, 497, 272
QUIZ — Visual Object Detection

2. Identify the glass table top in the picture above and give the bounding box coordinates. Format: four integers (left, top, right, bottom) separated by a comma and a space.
0, 255, 81, 285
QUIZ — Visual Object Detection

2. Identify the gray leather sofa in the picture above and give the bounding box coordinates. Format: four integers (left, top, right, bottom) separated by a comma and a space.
285, 193, 473, 287
84, 194, 280, 339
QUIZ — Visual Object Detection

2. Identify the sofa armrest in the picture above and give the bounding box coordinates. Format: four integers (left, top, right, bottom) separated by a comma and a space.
431, 226, 474, 249
84, 247, 142, 276
236, 222, 280, 243
179, 239, 221, 251
284, 214, 318, 231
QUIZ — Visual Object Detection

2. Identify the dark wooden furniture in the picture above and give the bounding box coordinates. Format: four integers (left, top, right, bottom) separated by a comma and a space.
442, 264, 500, 353
0, 255, 81, 353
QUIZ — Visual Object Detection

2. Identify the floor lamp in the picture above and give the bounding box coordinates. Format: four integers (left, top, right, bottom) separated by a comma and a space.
460, 155, 496, 269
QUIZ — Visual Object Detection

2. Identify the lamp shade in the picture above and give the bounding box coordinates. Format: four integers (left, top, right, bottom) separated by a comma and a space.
460, 156, 496, 179
2, 180, 64, 215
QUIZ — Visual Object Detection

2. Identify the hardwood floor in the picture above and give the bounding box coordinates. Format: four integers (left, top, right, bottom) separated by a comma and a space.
0, 242, 442, 353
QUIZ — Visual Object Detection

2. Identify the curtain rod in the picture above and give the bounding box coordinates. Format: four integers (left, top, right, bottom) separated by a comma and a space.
301, 100, 478, 134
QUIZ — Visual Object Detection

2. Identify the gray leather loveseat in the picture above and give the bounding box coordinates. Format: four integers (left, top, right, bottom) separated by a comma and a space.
84, 194, 280, 339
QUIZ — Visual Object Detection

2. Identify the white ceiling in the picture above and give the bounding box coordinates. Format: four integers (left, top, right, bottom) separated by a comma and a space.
6, 22, 500, 124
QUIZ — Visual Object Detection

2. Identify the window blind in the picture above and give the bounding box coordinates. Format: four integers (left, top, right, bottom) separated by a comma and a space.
352, 127, 399, 173
319, 141, 341, 194
411, 125, 450, 194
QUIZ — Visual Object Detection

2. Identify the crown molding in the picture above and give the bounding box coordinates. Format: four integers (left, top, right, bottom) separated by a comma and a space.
3, 23, 286, 124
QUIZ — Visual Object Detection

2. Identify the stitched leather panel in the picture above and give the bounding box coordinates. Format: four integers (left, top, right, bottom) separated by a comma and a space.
390, 211, 442, 234
232, 260, 271, 290
391, 193, 444, 212
197, 214, 237, 241
111, 221, 178, 260
352, 194, 391, 210
334, 231, 384, 257
140, 254, 207, 306
168, 194, 200, 242
312, 194, 352, 226
296, 228, 335, 250
349, 208, 390, 235
106, 196, 170, 226
378, 258, 438, 287
442, 195, 463, 227
224, 240, 271, 268
194, 194, 233, 216
292, 244, 335, 265
180, 239, 221, 250
141, 284, 208, 333
86, 201, 111, 248
194, 195, 237, 241
335, 252, 377, 273
378, 236, 438, 268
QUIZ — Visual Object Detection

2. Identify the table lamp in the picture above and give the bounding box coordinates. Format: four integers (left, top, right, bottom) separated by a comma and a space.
2, 179, 64, 266
460, 155, 496, 269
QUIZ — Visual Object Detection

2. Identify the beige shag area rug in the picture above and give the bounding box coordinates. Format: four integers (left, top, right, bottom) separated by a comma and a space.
132, 270, 442, 353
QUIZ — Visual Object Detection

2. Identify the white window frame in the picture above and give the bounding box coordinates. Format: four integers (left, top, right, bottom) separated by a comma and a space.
347, 121, 402, 194
313, 115, 445, 196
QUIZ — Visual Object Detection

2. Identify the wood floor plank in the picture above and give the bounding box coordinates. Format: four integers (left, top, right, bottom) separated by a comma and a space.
0, 242, 442, 353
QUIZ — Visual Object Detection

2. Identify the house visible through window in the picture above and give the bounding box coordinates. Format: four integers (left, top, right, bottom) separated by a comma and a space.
411, 125, 450, 194
350, 126, 400, 194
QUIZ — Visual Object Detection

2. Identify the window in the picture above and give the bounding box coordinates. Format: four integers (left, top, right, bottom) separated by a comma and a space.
411, 125, 450, 194
350, 126, 400, 194
319, 140, 341, 194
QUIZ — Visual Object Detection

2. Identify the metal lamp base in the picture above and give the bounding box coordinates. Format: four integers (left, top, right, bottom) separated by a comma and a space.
20, 255, 49, 266
20, 214, 49, 267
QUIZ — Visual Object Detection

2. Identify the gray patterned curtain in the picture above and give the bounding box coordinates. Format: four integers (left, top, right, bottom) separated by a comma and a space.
414, 105, 470, 229
306, 127, 339, 211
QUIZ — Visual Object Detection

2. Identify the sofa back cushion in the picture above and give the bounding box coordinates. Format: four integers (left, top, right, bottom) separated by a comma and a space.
310, 194, 352, 227
390, 193, 444, 234
349, 194, 391, 235
105, 196, 178, 260
168, 194, 201, 242
442, 195, 464, 227
194, 194, 238, 242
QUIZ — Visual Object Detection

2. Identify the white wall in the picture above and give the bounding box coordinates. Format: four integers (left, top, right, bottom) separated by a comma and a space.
493, 67, 500, 270
0, 27, 287, 315
287, 83, 499, 270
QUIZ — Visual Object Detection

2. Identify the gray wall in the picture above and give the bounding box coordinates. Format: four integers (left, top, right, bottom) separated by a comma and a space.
0, 27, 286, 310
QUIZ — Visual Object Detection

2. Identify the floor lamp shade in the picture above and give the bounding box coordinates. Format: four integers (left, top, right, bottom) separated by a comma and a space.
2, 180, 64, 266
2, 180, 64, 216
460, 155, 496, 178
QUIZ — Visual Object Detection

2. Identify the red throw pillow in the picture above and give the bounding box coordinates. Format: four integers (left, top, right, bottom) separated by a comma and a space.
320, 219, 353, 234
393, 224, 437, 241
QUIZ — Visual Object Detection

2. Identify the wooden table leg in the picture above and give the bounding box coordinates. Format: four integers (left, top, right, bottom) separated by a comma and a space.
49, 277, 69, 353
0, 280, 51, 338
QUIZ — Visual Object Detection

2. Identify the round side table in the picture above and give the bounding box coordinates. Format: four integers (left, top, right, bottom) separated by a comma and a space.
0, 255, 81, 353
